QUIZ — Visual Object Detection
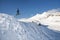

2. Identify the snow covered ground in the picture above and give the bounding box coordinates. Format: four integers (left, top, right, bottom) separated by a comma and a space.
0, 9, 60, 40
19, 9, 60, 31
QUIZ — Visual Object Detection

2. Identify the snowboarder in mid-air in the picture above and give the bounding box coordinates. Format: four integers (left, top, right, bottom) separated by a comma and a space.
16, 8, 20, 16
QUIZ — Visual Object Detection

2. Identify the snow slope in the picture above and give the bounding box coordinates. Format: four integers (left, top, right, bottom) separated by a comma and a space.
0, 9, 60, 40
19, 9, 60, 31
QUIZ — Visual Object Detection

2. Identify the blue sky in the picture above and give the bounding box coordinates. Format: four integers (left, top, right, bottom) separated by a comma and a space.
0, 0, 60, 18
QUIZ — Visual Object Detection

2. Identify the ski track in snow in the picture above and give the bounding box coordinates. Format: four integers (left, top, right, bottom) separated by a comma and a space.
0, 12, 60, 40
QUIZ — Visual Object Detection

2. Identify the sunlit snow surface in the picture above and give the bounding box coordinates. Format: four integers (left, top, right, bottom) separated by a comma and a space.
19, 9, 60, 31
0, 10, 60, 40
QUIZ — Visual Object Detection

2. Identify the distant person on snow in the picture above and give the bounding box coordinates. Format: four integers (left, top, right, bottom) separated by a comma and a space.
16, 8, 20, 16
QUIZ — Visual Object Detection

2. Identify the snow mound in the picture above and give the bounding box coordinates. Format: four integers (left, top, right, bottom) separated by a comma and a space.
0, 13, 25, 40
